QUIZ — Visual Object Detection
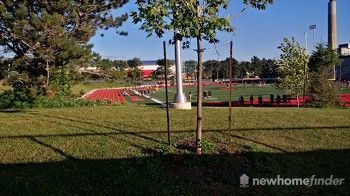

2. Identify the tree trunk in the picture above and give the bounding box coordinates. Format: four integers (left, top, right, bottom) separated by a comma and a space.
46, 60, 50, 88
297, 94, 300, 108
195, 36, 203, 155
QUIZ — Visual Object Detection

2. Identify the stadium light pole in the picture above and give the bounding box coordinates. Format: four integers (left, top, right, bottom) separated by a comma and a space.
171, 31, 192, 110
174, 31, 187, 104
303, 25, 316, 103
304, 31, 308, 54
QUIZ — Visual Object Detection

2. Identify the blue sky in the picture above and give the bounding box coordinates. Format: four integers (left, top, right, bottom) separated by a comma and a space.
89, 0, 350, 62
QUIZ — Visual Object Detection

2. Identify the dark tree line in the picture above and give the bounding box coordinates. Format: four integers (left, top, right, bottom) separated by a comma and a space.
184, 56, 278, 81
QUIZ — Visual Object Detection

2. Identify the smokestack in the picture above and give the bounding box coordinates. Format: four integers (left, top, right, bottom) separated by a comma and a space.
328, 0, 337, 50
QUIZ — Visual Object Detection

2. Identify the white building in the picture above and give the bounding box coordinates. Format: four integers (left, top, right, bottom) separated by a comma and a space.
139, 60, 175, 78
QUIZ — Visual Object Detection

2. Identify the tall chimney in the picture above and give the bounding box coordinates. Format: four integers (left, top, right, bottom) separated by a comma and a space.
328, 0, 337, 50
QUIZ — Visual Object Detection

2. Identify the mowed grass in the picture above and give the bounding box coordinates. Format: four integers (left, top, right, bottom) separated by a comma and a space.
0, 106, 349, 194
152, 85, 283, 102
152, 85, 350, 103
71, 81, 133, 95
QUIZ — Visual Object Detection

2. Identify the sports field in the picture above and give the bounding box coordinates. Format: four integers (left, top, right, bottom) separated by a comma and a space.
152, 84, 350, 103
82, 83, 350, 107
152, 84, 283, 102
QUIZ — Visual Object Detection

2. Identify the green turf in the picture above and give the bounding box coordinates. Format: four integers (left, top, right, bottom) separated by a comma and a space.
151, 85, 350, 103
0, 106, 349, 194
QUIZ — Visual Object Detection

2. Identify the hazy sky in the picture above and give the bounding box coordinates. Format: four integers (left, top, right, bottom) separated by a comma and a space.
89, 0, 350, 62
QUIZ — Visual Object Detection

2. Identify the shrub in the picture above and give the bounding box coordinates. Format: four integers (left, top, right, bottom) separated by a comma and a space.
0, 91, 109, 109
33, 97, 107, 108
0, 90, 36, 109
306, 44, 341, 108
306, 73, 340, 108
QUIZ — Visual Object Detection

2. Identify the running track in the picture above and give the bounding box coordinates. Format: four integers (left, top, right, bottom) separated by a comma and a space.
84, 89, 126, 103
83, 88, 350, 107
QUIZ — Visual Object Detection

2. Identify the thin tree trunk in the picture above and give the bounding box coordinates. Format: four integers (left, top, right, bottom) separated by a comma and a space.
46, 60, 50, 88
196, 34, 203, 155
297, 94, 300, 108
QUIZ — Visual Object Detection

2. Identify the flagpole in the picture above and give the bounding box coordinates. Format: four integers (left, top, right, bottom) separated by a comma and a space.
305, 31, 308, 54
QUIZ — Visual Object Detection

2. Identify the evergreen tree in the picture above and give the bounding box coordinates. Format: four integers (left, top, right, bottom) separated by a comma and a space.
0, 0, 128, 94
307, 43, 340, 107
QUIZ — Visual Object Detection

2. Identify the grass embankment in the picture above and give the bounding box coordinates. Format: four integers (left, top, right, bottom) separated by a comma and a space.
0, 106, 349, 194
1, 81, 133, 95
71, 81, 134, 95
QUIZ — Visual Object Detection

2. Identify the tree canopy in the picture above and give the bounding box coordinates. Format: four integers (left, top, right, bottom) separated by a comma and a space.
307, 43, 340, 107
132, 0, 272, 45
276, 37, 309, 106
0, 0, 128, 94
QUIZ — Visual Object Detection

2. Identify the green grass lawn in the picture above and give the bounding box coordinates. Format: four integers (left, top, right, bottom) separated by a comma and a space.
0, 105, 349, 194
71, 81, 134, 95
151, 85, 350, 103
152, 85, 283, 102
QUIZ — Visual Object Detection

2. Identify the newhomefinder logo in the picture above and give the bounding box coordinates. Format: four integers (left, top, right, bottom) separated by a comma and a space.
240, 174, 345, 187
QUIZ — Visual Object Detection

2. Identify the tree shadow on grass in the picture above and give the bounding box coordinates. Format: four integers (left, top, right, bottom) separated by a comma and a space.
0, 109, 26, 113
0, 149, 349, 195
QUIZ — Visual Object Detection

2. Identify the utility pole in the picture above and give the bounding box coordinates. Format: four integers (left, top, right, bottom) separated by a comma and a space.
163, 41, 171, 145
46, 60, 50, 88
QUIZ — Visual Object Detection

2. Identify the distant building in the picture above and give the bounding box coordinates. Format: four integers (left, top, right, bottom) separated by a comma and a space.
78, 66, 100, 73
339, 43, 350, 56
139, 60, 175, 78
336, 43, 350, 81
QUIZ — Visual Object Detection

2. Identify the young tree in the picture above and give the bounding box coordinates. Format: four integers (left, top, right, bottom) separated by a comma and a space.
132, 0, 273, 154
276, 37, 309, 107
307, 43, 340, 107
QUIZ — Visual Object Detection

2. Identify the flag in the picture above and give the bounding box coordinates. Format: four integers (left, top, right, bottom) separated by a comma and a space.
309, 24, 316, 30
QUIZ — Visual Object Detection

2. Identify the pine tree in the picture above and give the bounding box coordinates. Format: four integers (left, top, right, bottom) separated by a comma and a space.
0, 0, 128, 94
308, 43, 340, 107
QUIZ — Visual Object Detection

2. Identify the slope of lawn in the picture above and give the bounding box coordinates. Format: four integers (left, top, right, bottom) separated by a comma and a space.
71, 81, 134, 95
0, 105, 349, 194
